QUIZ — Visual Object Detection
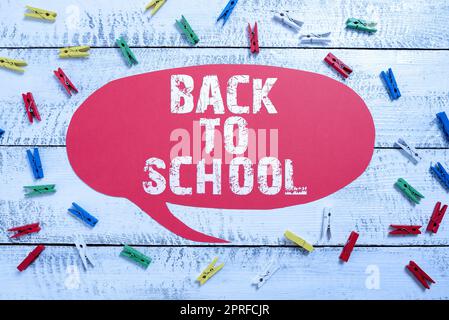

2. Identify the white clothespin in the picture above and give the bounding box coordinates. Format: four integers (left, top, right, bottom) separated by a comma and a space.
322, 208, 332, 240
251, 260, 280, 289
395, 138, 422, 164
300, 32, 332, 44
274, 11, 303, 32
74, 235, 95, 269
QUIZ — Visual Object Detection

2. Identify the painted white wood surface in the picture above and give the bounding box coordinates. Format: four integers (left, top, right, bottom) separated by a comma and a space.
1, 48, 449, 147
1, 147, 448, 245
0, 246, 447, 300
0, 0, 448, 48
1, 0, 449, 300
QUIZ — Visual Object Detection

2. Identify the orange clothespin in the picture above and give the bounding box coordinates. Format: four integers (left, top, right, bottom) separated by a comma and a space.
248, 22, 259, 54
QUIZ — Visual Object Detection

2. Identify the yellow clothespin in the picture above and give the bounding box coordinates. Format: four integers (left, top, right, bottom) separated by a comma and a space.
24, 5, 57, 22
196, 257, 224, 285
59, 46, 90, 58
0, 57, 27, 72
145, 0, 166, 15
284, 230, 314, 252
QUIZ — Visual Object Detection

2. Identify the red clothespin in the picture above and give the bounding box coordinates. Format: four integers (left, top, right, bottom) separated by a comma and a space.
339, 231, 359, 262
54, 67, 78, 95
389, 225, 422, 235
17, 245, 45, 272
427, 201, 447, 234
8, 222, 41, 239
406, 261, 435, 289
22, 92, 41, 123
248, 22, 259, 54
324, 53, 353, 79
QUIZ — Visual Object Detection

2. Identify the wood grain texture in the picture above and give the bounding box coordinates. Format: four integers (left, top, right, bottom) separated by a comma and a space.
1, 0, 449, 48
2, 147, 449, 245
1, 48, 449, 147
0, 246, 447, 299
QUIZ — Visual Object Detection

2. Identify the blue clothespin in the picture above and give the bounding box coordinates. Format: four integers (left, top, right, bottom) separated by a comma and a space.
68, 203, 98, 227
26, 148, 43, 179
431, 162, 449, 190
380, 68, 401, 100
116, 37, 138, 66
0, 128, 4, 137
436, 112, 449, 141
217, 0, 238, 26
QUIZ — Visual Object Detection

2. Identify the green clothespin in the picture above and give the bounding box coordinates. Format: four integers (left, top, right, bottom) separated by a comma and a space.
120, 245, 151, 269
176, 15, 199, 45
395, 178, 424, 204
116, 37, 138, 66
23, 184, 56, 197
346, 18, 377, 33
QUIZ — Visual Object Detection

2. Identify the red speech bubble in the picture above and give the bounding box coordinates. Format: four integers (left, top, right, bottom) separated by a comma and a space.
66, 65, 375, 243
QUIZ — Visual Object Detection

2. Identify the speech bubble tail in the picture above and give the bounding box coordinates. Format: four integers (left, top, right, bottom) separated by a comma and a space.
148, 203, 229, 243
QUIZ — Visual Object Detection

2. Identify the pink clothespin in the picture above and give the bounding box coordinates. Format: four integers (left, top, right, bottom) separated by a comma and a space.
339, 231, 359, 262
324, 53, 352, 79
389, 225, 422, 235
54, 67, 78, 95
17, 245, 45, 272
8, 222, 41, 239
248, 22, 259, 54
427, 201, 447, 234
22, 92, 41, 123
406, 261, 435, 289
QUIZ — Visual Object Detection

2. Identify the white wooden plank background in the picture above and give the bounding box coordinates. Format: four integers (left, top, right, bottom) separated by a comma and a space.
1, 147, 449, 246
1, 48, 449, 147
0, 0, 448, 299
0, 246, 447, 300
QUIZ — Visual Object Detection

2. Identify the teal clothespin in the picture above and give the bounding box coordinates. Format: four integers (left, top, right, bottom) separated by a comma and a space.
116, 37, 138, 66
176, 15, 199, 45
346, 18, 377, 33
395, 178, 424, 204
120, 245, 151, 269
23, 184, 56, 197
